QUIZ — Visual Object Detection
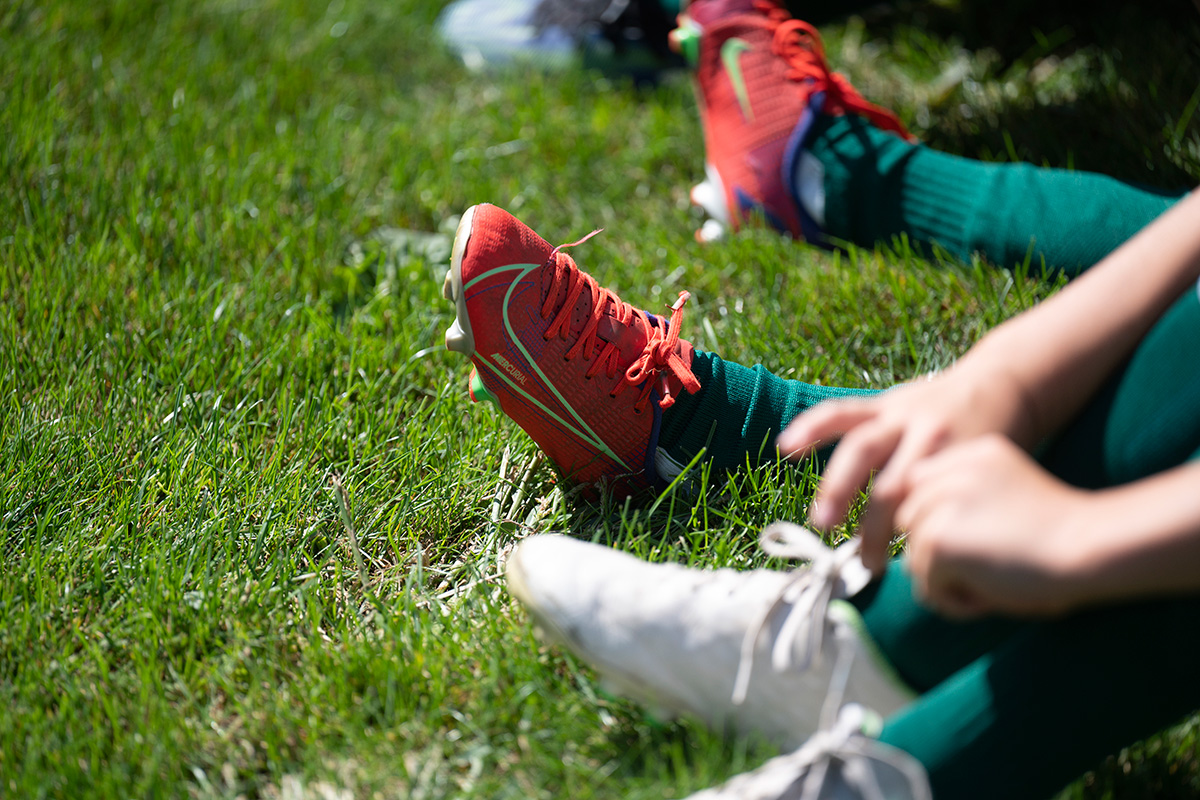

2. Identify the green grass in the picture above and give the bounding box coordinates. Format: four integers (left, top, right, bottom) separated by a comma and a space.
2, 0, 1199, 796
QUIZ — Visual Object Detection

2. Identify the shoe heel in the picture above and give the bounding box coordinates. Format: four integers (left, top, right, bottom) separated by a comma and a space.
444, 205, 477, 355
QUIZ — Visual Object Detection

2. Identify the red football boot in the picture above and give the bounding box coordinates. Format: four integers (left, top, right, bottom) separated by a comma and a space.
443, 204, 701, 497
671, 0, 913, 242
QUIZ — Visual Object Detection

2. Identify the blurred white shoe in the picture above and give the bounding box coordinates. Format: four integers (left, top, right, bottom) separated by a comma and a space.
506, 522, 913, 748
680, 703, 931, 800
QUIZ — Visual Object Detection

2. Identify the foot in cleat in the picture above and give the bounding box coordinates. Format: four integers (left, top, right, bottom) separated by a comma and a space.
672, 0, 912, 242
443, 203, 702, 497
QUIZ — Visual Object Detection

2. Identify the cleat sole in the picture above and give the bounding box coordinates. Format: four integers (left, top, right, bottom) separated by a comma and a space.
697, 218, 727, 243
690, 163, 731, 243
469, 367, 498, 405
443, 204, 478, 355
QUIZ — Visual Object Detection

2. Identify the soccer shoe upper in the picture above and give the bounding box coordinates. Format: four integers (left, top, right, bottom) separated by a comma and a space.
673, 0, 913, 241
443, 203, 700, 496
506, 523, 914, 748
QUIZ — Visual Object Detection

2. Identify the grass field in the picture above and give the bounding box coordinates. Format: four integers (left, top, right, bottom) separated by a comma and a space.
3, 0, 1200, 797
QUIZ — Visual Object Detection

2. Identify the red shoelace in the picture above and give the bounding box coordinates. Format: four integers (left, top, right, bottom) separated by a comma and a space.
756, 0, 913, 140
541, 237, 701, 412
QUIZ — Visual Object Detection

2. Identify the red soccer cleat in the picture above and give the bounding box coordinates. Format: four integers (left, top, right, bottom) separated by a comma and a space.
671, 0, 913, 242
443, 204, 701, 497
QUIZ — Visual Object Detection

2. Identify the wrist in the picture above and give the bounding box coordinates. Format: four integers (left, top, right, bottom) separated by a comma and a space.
949, 344, 1042, 447
1051, 475, 1200, 609
1049, 492, 1118, 611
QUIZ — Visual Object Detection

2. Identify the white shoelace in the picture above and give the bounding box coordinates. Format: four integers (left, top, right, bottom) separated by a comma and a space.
703, 702, 932, 800
730, 522, 865, 710
720, 522, 933, 800
793, 707, 932, 800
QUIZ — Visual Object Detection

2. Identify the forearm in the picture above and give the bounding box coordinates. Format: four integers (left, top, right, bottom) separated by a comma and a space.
960, 189, 1200, 443
1068, 459, 1200, 606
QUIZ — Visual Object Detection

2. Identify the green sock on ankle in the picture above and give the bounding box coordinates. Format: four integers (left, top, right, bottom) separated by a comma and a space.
805, 114, 1182, 275
656, 350, 874, 477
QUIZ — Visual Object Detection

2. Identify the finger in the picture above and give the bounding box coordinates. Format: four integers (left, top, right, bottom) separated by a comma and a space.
891, 465, 957, 544
892, 476, 929, 535
896, 486, 954, 594
776, 399, 879, 461
901, 504, 929, 575
901, 441, 965, 488
857, 473, 908, 574
903, 497, 991, 620
856, 423, 952, 571
927, 578, 989, 620
906, 545, 960, 617
808, 420, 903, 530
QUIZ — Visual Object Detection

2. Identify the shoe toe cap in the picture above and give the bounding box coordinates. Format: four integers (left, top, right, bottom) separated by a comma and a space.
507, 534, 603, 613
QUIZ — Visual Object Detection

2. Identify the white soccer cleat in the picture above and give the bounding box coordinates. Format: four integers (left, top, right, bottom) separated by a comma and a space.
505, 522, 914, 748
679, 704, 931, 800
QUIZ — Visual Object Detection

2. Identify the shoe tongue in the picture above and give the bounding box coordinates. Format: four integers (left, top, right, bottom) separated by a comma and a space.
535, 253, 696, 397
612, 310, 697, 407
596, 310, 650, 361
539, 262, 651, 359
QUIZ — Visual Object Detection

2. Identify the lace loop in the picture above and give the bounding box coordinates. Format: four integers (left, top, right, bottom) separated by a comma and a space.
709, 701, 932, 800
798, 706, 930, 800
731, 522, 862, 705
757, 2, 914, 141
621, 291, 702, 411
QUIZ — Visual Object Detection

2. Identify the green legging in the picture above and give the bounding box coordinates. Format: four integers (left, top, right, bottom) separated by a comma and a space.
851, 283, 1200, 799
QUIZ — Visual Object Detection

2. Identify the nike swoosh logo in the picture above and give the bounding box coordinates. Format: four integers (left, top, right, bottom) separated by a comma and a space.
720, 37, 754, 122
465, 263, 631, 471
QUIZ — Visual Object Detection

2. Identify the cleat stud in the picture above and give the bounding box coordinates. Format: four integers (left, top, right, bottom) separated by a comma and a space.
469, 368, 499, 405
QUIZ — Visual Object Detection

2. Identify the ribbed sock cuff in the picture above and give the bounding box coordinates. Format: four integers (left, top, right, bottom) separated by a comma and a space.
658, 349, 876, 473
895, 146, 986, 259
805, 113, 1182, 271
805, 114, 980, 261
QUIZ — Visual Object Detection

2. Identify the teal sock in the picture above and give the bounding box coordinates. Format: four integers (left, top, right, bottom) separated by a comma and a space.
656, 350, 876, 475
805, 114, 1183, 276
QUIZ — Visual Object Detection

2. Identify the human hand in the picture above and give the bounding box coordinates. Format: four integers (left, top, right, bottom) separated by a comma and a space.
896, 434, 1091, 619
776, 362, 1036, 573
